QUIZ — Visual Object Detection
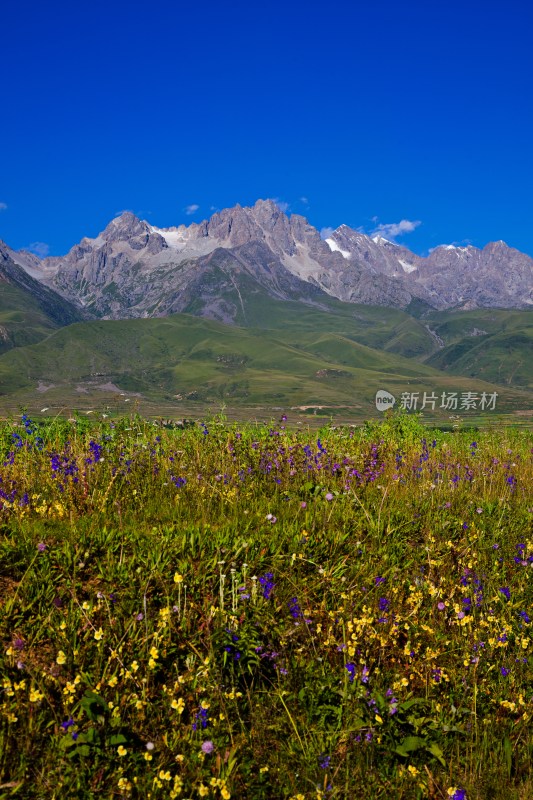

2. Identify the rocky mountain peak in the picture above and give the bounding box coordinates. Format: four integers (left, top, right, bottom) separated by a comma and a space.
102, 212, 150, 242
482, 240, 511, 256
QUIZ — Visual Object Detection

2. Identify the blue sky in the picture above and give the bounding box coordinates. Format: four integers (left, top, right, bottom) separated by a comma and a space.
1, 0, 532, 258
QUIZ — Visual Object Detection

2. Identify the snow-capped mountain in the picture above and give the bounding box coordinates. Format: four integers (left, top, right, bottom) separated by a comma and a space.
5, 200, 533, 322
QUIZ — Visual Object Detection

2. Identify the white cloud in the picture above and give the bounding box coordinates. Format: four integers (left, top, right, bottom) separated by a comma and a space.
320, 226, 335, 239
299, 196, 309, 205
27, 241, 50, 258
273, 198, 290, 213
184, 204, 200, 215
371, 219, 421, 241
0, 202, 7, 211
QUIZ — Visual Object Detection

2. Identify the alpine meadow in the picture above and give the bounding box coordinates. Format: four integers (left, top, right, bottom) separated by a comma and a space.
2, 1, 533, 797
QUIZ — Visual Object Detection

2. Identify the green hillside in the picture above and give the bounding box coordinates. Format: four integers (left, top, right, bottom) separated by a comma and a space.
421, 309, 533, 390
227, 291, 438, 359
0, 283, 61, 353
0, 313, 530, 418
426, 328, 533, 390
424, 308, 533, 342
0, 250, 85, 354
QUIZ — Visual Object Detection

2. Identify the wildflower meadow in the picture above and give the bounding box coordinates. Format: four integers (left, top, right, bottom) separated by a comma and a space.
0, 411, 532, 799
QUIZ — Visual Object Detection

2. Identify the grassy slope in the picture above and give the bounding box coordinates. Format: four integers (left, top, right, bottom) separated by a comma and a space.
230, 290, 438, 360
220, 291, 533, 392
425, 310, 533, 390
0, 313, 530, 414
0, 282, 61, 354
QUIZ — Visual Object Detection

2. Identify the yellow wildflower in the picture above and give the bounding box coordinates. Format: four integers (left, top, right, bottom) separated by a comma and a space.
171, 697, 185, 713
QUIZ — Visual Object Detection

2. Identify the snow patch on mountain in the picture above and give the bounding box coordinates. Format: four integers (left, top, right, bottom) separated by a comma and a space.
325, 238, 351, 259
398, 259, 417, 274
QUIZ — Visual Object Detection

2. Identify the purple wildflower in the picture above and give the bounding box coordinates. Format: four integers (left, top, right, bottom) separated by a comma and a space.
345, 663, 356, 683
258, 573, 275, 600
378, 597, 390, 612
318, 754, 331, 769
288, 597, 302, 620
451, 790, 466, 800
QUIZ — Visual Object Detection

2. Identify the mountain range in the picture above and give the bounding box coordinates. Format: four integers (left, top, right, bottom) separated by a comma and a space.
3, 199, 532, 323
0, 200, 531, 417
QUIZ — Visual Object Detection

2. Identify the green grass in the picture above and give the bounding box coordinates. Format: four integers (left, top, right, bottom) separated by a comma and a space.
0, 411, 532, 798
0, 283, 62, 354
426, 328, 533, 391
242, 294, 438, 360
0, 312, 531, 418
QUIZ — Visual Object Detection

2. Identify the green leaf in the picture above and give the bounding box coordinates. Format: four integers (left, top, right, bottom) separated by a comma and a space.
503, 736, 512, 777
398, 698, 425, 713
84, 727, 99, 744
108, 734, 128, 746
68, 745, 91, 758
441, 724, 465, 734
58, 736, 76, 751
394, 736, 426, 757
80, 690, 108, 722
346, 717, 367, 731
426, 741, 446, 767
